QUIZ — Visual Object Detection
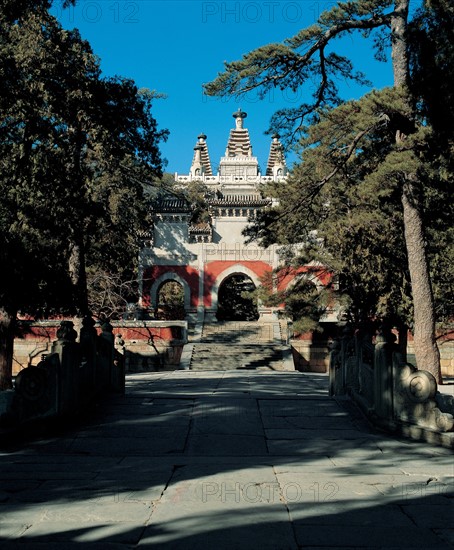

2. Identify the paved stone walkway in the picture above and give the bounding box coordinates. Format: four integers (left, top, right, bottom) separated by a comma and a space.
0, 371, 453, 548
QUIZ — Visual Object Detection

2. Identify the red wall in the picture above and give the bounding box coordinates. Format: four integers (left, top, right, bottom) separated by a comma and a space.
203, 260, 272, 307
143, 262, 333, 310
17, 325, 59, 342
143, 265, 200, 307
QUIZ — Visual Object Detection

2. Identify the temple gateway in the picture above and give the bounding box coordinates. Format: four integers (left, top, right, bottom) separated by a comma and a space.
139, 109, 334, 323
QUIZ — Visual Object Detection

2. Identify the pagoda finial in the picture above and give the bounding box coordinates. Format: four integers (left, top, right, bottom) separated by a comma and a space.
233, 108, 247, 129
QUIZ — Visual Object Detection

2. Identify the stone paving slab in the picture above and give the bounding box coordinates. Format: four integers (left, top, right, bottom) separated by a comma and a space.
140, 510, 297, 549
0, 370, 453, 548
186, 434, 268, 456
293, 524, 451, 548
266, 437, 381, 455
288, 502, 415, 526
275, 472, 403, 504
436, 530, 454, 546
191, 397, 263, 436
140, 464, 297, 549
8, 476, 167, 504
401, 503, 454, 528
69, 434, 187, 456
258, 398, 349, 415
261, 416, 354, 430
365, 478, 454, 506
18, 521, 146, 544
75, 425, 190, 440
265, 428, 368, 440
97, 414, 192, 428
0, 467, 97, 481
0, 543, 128, 549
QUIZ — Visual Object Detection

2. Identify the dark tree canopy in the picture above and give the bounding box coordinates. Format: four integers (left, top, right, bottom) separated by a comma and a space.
0, 0, 168, 388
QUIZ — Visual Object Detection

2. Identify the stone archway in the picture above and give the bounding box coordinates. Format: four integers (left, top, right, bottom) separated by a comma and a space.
216, 273, 259, 321
156, 280, 185, 320
150, 272, 191, 319
211, 265, 261, 321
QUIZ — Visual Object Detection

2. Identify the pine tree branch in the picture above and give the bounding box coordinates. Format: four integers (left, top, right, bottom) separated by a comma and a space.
265, 117, 388, 233
205, 12, 392, 97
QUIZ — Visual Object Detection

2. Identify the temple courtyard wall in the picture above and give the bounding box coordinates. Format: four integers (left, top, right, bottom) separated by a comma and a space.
12, 320, 454, 378
13, 320, 187, 376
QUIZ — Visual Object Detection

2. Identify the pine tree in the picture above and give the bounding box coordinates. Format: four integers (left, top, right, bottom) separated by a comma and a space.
205, 0, 453, 382
0, 2, 168, 388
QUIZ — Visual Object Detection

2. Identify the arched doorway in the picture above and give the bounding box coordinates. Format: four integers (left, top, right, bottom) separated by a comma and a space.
156, 280, 185, 320
216, 274, 259, 321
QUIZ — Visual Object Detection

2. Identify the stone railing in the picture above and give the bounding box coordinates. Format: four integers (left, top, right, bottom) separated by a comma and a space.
110, 320, 187, 372
174, 173, 287, 184
4, 318, 124, 425
13, 319, 188, 375
329, 327, 454, 447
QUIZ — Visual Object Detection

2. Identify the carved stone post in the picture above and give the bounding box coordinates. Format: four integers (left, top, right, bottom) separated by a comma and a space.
338, 325, 354, 395
97, 321, 115, 392
392, 356, 454, 432
51, 320, 79, 416
373, 327, 394, 421
113, 333, 126, 394
328, 338, 342, 396
79, 316, 97, 397
349, 330, 361, 393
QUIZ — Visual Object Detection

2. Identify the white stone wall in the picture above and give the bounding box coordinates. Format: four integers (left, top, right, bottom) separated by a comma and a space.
212, 217, 249, 244
154, 221, 189, 251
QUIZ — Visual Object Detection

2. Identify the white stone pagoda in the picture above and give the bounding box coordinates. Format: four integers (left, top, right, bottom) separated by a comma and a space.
139, 109, 331, 323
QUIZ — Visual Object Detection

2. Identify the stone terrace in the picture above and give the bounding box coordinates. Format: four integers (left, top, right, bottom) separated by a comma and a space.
0, 371, 453, 548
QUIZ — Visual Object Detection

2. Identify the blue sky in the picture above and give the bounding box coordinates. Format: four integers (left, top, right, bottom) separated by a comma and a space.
53, 1, 394, 174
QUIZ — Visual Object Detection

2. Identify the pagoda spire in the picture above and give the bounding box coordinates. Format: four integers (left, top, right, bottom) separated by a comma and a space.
190, 132, 212, 177
219, 109, 258, 180
224, 109, 254, 158
266, 133, 287, 178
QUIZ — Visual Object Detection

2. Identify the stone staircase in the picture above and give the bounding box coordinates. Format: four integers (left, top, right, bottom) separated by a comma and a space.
188, 321, 294, 371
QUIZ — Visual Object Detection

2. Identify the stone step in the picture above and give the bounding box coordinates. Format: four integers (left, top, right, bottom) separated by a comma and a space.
201, 321, 285, 344
189, 343, 288, 371
189, 321, 293, 371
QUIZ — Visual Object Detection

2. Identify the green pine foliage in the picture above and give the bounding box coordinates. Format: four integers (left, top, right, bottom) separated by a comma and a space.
0, 2, 168, 317
204, 0, 393, 145
206, 0, 453, 379
0, 1, 168, 387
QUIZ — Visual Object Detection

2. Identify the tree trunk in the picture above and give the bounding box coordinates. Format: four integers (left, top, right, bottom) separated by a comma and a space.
69, 236, 89, 317
391, 0, 442, 382
68, 125, 90, 320
401, 181, 441, 381
0, 307, 16, 390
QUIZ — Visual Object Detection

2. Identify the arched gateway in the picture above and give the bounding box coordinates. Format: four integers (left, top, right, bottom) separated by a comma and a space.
139, 110, 331, 322
214, 266, 260, 321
